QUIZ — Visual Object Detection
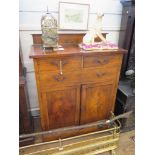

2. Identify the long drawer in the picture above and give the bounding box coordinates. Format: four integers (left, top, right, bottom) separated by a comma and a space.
38, 70, 82, 90
38, 67, 118, 90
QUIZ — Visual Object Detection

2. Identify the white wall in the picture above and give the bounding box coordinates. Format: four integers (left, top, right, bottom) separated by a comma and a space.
19, 0, 127, 115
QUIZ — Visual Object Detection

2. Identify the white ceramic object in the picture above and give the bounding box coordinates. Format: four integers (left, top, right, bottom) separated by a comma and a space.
83, 13, 106, 45
125, 70, 134, 76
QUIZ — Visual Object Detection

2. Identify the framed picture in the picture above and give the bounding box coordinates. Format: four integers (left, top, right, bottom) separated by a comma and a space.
59, 2, 89, 30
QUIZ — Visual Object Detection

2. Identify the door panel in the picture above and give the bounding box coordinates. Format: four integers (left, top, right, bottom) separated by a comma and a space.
80, 82, 114, 124
41, 86, 80, 130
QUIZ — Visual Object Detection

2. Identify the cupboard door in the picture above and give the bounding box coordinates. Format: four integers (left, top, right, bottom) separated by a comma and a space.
41, 86, 80, 130
80, 82, 115, 124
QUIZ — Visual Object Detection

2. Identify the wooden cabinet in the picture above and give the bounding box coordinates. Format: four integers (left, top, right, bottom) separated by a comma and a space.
30, 34, 127, 141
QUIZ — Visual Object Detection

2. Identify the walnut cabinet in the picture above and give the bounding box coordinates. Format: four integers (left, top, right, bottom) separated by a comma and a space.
30, 34, 126, 141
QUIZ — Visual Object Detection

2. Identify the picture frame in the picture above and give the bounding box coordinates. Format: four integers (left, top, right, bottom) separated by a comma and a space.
59, 2, 89, 30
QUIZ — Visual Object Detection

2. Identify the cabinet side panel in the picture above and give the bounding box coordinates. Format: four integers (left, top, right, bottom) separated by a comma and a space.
111, 54, 124, 112
33, 59, 49, 130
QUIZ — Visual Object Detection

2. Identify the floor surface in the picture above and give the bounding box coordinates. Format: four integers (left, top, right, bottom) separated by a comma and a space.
100, 130, 135, 155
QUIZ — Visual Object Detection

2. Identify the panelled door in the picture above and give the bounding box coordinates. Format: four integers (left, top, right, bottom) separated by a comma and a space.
80, 82, 115, 124
41, 85, 80, 130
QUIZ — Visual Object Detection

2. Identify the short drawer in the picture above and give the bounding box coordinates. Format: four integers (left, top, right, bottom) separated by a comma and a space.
83, 54, 121, 68
38, 70, 81, 89
37, 56, 82, 72
82, 67, 118, 83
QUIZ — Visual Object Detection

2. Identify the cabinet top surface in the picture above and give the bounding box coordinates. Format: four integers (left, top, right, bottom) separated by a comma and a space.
29, 44, 127, 59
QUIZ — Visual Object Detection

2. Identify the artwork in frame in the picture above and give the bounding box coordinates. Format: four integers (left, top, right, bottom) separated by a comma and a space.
59, 2, 89, 30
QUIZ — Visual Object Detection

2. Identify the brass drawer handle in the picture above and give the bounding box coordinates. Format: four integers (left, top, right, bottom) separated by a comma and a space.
50, 60, 59, 67
103, 59, 109, 64
94, 59, 102, 64
94, 58, 109, 65
62, 60, 68, 66
50, 60, 68, 68
53, 74, 66, 82
49, 60, 68, 76
96, 72, 106, 77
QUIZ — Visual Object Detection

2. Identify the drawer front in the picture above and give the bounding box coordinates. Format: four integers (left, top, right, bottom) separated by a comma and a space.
83, 54, 121, 68
38, 67, 119, 90
37, 56, 82, 72
82, 67, 118, 83
38, 70, 81, 90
